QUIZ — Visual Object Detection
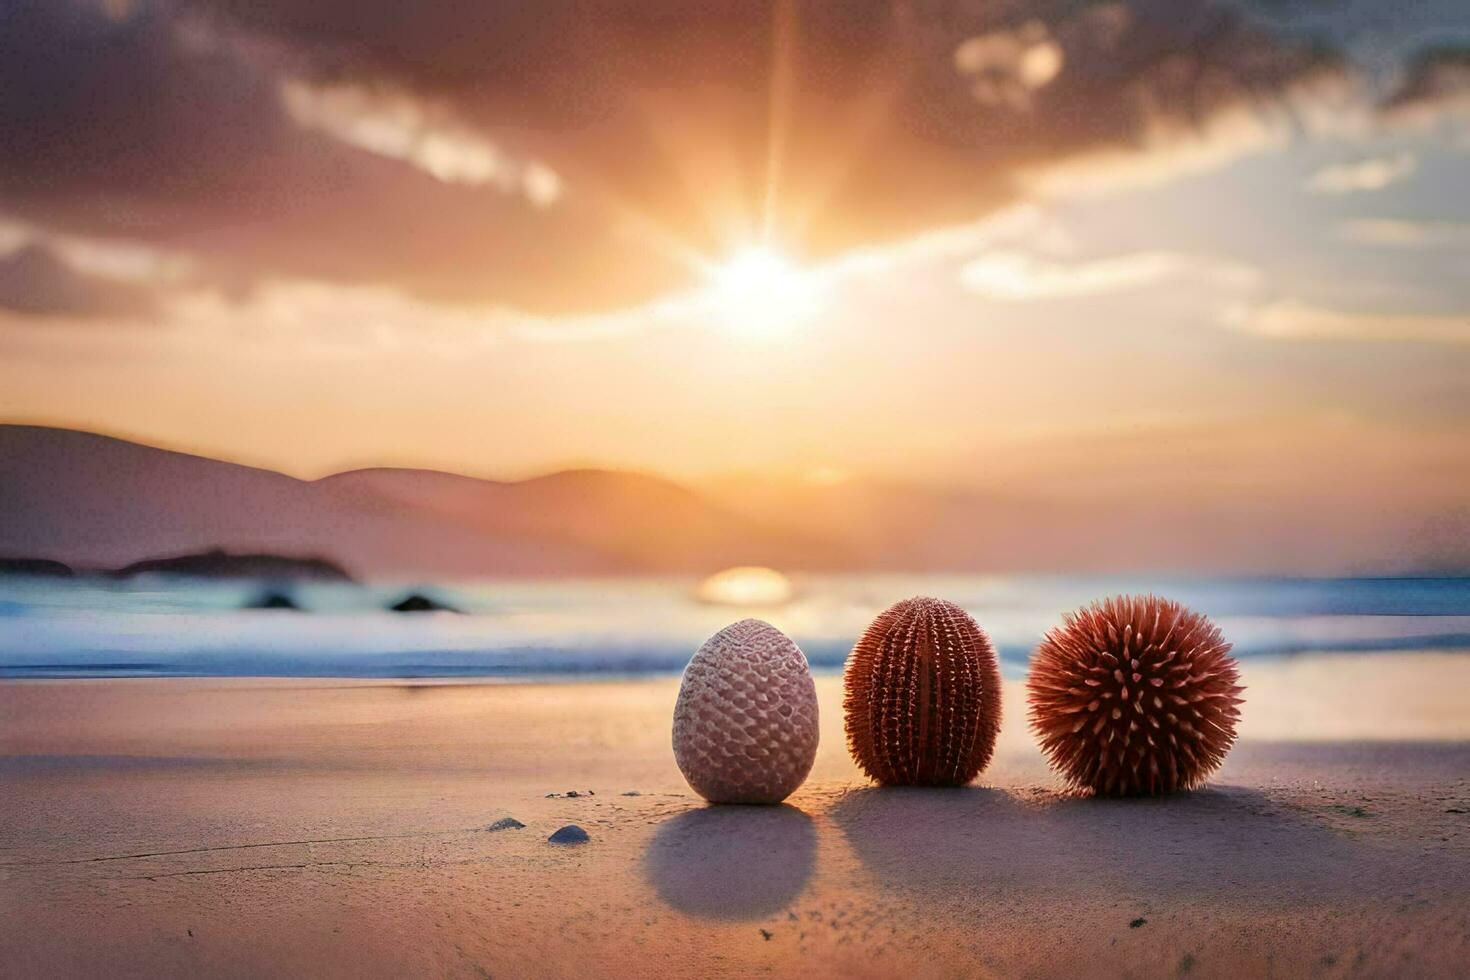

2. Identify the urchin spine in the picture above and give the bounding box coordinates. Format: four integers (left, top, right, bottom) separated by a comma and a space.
844, 597, 1002, 786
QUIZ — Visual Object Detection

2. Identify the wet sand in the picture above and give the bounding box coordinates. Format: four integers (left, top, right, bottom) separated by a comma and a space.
2, 654, 1469, 978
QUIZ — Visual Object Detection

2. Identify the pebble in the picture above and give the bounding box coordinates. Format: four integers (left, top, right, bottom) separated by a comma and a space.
486, 817, 525, 832
548, 825, 590, 845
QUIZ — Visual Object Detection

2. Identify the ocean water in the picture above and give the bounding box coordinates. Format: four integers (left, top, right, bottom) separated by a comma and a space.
0, 574, 1467, 679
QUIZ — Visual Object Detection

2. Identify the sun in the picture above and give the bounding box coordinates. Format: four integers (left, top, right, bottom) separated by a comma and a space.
695, 566, 795, 606
702, 245, 821, 336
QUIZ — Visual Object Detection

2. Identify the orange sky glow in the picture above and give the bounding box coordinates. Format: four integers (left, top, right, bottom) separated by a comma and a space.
1, 1, 1467, 572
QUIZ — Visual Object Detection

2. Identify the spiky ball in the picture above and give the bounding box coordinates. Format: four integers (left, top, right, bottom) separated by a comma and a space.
1028, 595, 1244, 796
673, 619, 819, 804
844, 597, 1002, 786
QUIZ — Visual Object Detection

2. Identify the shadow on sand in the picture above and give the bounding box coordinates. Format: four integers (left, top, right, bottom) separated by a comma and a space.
643, 804, 817, 919
830, 784, 1368, 903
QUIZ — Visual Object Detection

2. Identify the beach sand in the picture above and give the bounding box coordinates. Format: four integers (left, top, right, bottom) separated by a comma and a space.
3, 653, 1469, 978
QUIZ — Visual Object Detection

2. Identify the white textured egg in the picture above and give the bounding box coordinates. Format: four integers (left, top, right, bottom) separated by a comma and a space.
672, 619, 819, 804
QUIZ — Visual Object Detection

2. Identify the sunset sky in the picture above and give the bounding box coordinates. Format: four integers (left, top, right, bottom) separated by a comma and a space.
1, 0, 1467, 537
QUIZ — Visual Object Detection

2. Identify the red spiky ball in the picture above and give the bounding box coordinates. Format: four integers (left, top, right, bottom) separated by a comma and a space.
1027, 595, 1244, 796
844, 597, 1002, 786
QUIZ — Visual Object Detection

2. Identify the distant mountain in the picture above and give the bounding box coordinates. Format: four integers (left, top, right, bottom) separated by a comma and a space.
3, 424, 1464, 579
317, 466, 834, 573
0, 425, 839, 579
112, 549, 352, 581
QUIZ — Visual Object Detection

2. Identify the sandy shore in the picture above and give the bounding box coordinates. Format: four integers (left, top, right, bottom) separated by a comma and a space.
3, 653, 1469, 978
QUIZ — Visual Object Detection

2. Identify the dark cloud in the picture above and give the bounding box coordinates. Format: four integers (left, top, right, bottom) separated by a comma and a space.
1382, 45, 1470, 117
187, 0, 1348, 247
0, 244, 157, 318
0, 0, 679, 313
0, 0, 1351, 314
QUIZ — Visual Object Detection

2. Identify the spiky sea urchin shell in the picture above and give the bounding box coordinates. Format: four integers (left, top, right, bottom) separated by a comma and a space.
672, 619, 819, 804
844, 597, 1002, 786
1028, 595, 1245, 796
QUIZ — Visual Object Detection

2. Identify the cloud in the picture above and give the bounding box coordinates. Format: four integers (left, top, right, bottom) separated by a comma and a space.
278, 78, 562, 202
0, 0, 1357, 316
961, 250, 1257, 301
0, 216, 196, 284
1338, 219, 1470, 248
1227, 299, 1470, 346
1023, 60, 1354, 198
952, 19, 1065, 110
1381, 46, 1470, 120
1305, 152, 1415, 194
0, 244, 158, 319
0, 1, 665, 315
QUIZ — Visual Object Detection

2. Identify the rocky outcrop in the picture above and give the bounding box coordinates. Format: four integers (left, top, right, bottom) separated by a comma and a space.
114, 548, 352, 582
0, 556, 74, 577
244, 590, 302, 610
387, 592, 461, 613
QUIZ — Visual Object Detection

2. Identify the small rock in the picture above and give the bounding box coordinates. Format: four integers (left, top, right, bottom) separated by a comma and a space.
621, 790, 642, 797
548, 825, 589, 845
759, 929, 773, 941
486, 817, 525, 832
388, 593, 461, 614
1129, 918, 1147, 929
565, 790, 580, 798
1329, 803, 1370, 818
245, 591, 300, 610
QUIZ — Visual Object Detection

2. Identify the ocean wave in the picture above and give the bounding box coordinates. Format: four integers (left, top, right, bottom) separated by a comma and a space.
2, 575, 1467, 679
